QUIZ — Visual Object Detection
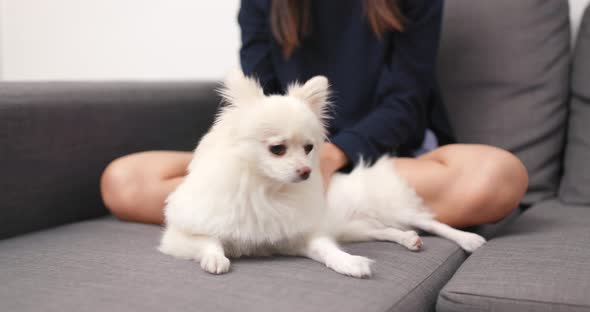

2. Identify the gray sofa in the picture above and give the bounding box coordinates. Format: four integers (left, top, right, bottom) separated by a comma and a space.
1, 1, 589, 311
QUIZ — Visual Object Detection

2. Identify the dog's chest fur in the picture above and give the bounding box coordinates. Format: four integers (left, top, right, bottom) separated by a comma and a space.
164, 169, 324, 257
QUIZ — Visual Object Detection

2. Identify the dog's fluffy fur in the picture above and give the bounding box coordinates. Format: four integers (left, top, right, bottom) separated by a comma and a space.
158, 71, 486, 278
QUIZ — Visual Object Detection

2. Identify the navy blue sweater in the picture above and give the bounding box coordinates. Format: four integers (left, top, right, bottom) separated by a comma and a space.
238, 0, 453, 169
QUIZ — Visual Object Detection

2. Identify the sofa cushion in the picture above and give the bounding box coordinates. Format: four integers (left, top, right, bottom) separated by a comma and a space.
0, 82, 219, 239
0, 217, 471, 312
560, 6, 590, 205
437, 199, 590, 312
438, 0, 571, 205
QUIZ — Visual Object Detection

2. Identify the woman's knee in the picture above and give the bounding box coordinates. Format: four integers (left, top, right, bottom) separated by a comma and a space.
100, 157, 144, 221
462, 148, 529, 222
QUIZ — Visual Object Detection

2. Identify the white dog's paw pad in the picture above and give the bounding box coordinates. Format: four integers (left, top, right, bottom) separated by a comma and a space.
457, 233, 486, 253
327, 255, 374, 278
200, 254, 231, 274
402, 232, 423, 251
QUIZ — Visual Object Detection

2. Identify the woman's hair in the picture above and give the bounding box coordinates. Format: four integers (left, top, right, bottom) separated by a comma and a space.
270, 0, 405, 57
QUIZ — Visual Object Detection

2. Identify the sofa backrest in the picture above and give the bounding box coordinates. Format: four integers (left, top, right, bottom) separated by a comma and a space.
438, 0, 571, 206
560, 6, 590, 205
0, 82, 219, 239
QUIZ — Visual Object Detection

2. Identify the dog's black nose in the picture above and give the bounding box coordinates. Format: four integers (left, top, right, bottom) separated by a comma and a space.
297, 167, 311, 180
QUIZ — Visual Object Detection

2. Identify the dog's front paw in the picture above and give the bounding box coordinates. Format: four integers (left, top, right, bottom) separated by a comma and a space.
456, 233, 486, 253
326, 254, 374, 278
200, 253, 231, 274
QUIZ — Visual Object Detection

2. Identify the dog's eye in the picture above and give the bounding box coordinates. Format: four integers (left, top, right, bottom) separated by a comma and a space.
269, 144, 287, 156
304, 144, 314, 154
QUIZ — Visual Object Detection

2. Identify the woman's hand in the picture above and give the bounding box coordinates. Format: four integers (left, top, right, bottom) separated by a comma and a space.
319, 143, 348, 192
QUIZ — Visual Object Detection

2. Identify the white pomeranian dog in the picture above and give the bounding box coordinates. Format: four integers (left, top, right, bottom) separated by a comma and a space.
158, 70, 486, 278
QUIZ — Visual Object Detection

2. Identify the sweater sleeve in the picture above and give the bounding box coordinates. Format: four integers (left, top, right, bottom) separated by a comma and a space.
238, 0, 281, 94
330, 0, 443, 167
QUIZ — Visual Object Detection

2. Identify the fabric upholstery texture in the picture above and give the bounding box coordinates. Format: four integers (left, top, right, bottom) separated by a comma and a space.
0, 2, 581, 311
0, 82, 219, 239
0, 217, 469, 312
560, 6, 590, 205
438, 0, 571, 206
437, 199, 590, 312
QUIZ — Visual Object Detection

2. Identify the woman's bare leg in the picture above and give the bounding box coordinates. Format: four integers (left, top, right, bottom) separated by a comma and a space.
394, 144, 529, 228
100, 145, 528, 228
100, 151, 192, 224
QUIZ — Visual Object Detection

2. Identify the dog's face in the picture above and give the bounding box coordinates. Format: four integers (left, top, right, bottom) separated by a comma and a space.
247, 96, 323, 183
218, 71, 330, 184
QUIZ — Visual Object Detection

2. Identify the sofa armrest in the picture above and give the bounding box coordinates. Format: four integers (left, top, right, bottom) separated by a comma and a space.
0, 81, 219, 239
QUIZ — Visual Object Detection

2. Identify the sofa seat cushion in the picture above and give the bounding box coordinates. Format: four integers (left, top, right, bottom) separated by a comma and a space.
437, 200, 590, 312
0, 216, 472, 312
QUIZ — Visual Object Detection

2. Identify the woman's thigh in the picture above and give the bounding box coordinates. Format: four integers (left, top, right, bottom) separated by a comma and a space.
111, 150, 193, 179
100, 150, 193, 224
394, 144, 528, 227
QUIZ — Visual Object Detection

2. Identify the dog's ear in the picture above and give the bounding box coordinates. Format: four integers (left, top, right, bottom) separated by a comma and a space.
218, 69, 264, 106
288, 76, 331, 120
